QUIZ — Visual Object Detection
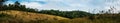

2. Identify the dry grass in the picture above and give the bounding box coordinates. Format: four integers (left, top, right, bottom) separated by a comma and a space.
0, 10, 69, 22
0, 10, 120, 23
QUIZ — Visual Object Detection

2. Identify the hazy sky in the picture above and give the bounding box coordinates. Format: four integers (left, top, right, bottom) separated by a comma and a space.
6, 0, 120, 13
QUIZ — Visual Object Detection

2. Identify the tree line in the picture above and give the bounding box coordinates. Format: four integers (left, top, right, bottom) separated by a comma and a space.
0, 0, 94, 19
38, 10, 93, 19
1, 0, 119, 19
0, 1, 37, 12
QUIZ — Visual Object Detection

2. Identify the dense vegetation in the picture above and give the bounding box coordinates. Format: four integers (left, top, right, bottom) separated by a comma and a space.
0, 1, 37, 12
38, 10, 93, 19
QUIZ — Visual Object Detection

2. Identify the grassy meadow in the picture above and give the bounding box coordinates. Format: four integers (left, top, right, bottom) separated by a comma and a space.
0, 0, 120, 23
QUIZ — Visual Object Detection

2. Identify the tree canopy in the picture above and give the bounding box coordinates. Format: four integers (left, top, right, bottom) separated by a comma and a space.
0, 0, 8, 6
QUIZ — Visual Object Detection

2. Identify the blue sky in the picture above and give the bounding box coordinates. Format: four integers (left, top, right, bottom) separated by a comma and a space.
6, 0, 120, 13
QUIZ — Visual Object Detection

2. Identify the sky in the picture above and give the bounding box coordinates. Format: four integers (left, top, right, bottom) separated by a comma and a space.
5, 0, 120, 13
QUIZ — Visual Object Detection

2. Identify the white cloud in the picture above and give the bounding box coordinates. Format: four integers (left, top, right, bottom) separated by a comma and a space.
104, 0, 120, 13
6, 0, 94, 11
6, 0, 120, 13
19, 0, 100, 12
37, 0, 93, 11
21, 2, 42, 9
5, 1, 14, 5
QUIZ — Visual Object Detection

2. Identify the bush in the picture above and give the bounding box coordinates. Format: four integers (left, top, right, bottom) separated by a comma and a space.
0, 13, 8, 17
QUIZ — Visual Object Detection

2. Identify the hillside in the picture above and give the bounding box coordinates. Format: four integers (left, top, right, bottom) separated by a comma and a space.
0, 10, 69, 23
0, 10, 120, 23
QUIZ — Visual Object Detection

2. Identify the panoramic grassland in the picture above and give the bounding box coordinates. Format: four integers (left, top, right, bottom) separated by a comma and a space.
0, 0, 120, 23
0, 10, 120, 23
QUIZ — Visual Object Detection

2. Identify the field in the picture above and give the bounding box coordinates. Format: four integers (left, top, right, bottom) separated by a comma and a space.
0, 10, 120, 23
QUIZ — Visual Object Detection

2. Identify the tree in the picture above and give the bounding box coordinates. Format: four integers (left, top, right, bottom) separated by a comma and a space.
14, 1, 20, 5
14, 1, 21, 10
0, 0, 8, 6
0, 0, 8, 10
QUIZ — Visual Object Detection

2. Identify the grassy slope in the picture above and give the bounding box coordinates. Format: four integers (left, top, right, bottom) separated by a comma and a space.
0, 10, 69, 22
0, 10, 120, 23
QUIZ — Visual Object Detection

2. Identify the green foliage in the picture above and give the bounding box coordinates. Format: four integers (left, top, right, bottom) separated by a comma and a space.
14, 1, 20, 5
24, 8, 38, 12
0, 1, 38, 13
0, 13, 7, 17
38, 10, 93, 19
0, 0, 8, 6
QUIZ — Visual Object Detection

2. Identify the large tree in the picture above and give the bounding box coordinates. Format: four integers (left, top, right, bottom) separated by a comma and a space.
14, 1, 20, 5
0, 0, 8, 7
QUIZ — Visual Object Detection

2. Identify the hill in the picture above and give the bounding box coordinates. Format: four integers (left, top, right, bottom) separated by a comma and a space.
0, 10, 120, 23
0, 10, 69, 23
